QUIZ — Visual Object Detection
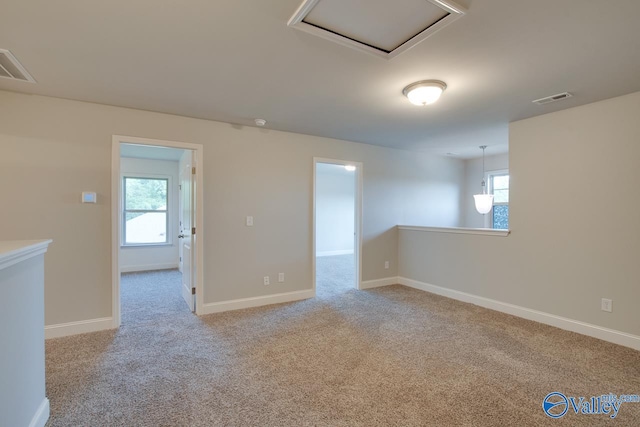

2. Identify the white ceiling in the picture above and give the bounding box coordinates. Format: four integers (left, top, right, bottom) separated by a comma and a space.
1, 0, 639, 159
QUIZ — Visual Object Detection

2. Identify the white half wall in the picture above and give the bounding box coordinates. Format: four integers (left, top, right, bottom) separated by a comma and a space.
119, 157, 180, 272
315, 163, 355, 256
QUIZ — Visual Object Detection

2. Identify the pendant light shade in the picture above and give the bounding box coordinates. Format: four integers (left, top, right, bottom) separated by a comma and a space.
474, 145, 493, 215
474, 194, 494, 214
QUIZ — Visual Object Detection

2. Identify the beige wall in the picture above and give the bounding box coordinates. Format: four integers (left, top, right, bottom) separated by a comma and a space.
0, 90, 463, 326
399, 91, 640, 336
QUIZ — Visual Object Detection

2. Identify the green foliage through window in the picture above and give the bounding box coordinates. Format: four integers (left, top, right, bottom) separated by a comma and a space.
123, 177, 168, 244
125, 178, 167, 210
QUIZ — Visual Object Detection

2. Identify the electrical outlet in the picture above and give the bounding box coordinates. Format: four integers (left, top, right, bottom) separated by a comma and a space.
601, 298, 612, 313
246, 216, 254, 226
263, 276, 270, 286
384, 261, 389, 269
278, 273, 285, 283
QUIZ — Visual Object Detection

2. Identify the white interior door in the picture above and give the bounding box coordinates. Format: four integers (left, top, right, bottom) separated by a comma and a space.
180, 151, 196, 311
178, 167, 184, 273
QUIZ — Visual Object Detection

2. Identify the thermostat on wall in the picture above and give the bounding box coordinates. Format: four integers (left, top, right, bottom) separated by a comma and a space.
82, 192, 97, 204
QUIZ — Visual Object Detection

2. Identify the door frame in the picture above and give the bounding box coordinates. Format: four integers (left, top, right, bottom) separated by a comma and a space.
111, 135, 205, 327
312, 157, 363, 293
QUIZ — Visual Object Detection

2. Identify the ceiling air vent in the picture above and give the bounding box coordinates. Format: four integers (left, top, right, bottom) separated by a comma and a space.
532, 92, 572, 105
0, 49, 36, 83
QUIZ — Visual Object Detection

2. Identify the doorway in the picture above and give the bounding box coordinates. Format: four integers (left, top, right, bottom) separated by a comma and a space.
111, 136, 204, 328
313, 158, 362, 296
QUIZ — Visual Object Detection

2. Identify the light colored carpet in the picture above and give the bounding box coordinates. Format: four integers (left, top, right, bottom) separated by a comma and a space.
45, 269, 640, 426
315, 254, 355, 297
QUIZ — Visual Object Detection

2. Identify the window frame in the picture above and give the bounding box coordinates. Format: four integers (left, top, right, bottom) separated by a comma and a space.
484, 169, 509, 229
121, 174, 171, 247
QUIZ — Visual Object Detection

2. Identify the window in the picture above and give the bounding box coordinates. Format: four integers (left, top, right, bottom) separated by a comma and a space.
488, 171, 509, 230
123, 177, 169, 245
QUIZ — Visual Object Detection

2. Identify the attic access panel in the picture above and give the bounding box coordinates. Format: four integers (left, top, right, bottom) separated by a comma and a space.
0, 49, 36, 82
288, 0, 466, 59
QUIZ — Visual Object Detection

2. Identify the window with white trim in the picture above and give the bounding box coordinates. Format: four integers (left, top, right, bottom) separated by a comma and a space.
488, 170, 509, 230
123, 176, 169, 245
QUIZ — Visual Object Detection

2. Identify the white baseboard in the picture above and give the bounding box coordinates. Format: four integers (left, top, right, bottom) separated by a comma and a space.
398, 277, 640, 351
45, 317, 114, 339
316, 250, 354, 257
360, 276, 398, 289
200, 289, 315, 315
120, 263, 178, 273
29, 398, 49, 427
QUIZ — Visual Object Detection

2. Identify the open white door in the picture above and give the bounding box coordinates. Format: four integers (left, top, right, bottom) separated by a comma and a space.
180, 151, 196, 311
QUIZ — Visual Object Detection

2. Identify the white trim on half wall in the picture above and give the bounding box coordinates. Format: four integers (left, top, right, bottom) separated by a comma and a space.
28, 398, 49, 427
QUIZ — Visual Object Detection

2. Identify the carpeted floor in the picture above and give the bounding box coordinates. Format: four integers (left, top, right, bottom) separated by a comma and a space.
45, 267, 640, 426
316, 254, 355, 297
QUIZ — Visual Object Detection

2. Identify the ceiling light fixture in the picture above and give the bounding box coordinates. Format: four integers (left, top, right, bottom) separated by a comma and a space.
403, 80, 447, 106
254, 118, 267, 127
473, 145, 494, 215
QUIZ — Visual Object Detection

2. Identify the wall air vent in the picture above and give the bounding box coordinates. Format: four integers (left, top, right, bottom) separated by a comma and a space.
288, 0, 466, 60
532, 92, 572, 105
0, 49, 36, 83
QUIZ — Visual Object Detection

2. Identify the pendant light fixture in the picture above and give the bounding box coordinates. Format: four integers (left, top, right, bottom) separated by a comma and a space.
473, 145, 494, 214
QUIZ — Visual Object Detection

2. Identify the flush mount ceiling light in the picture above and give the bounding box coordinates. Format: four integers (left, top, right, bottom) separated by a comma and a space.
254, 118, 267, 127
403, 80, 447, 106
